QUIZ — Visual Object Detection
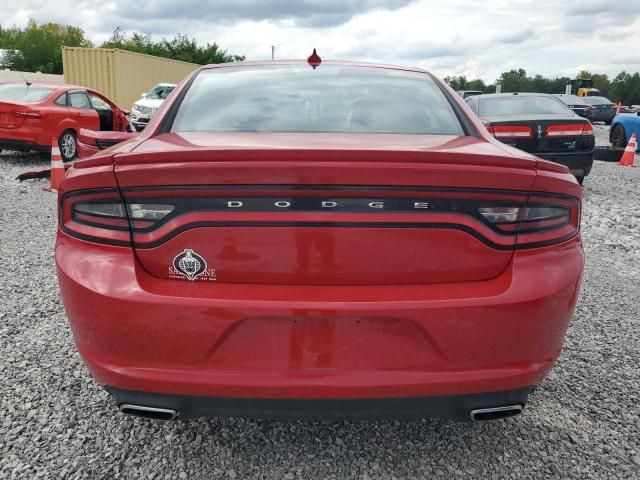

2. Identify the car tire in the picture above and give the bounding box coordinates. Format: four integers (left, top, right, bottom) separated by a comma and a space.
58, 130, 77, 162
610, 124, 627, 148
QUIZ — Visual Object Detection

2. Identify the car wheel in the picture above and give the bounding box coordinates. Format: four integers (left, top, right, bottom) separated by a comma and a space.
58, 130, 77, 162
610, 124, 627, 148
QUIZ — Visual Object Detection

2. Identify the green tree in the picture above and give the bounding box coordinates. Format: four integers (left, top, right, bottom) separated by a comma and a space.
101, 28, 244, 64
0, 20, 92, 73
499, 69, 530, 92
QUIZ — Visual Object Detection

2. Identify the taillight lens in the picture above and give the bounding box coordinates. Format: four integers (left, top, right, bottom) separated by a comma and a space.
546, 123, 593, 137
59, 189, 175, 246
486, 125, 533, 138
479, 194, 580, 248
128, 203, 175, 220
61, 188, 579, 250
11, 109, 41, 119
581, 123, 594, 135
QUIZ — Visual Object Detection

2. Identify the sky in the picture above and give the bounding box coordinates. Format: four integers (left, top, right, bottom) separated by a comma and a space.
3, 0, 640, 82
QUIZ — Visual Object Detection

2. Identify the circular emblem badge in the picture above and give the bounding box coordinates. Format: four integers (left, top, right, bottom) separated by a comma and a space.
172, 249, 207, 281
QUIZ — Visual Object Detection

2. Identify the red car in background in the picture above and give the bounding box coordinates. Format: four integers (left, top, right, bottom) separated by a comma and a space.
56, 59, 584, 422
0, 82, 129, 161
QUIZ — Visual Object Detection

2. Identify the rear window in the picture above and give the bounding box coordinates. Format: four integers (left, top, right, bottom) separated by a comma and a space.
480, 96, 571, 116
171, 65, 463, 135
555, 95, 586, 105
581, 96, 613, 105
0, 84, 54, 103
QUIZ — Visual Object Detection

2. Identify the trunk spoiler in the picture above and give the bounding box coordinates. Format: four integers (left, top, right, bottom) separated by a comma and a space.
78, 129, 136, 156
16, 129, 136, 181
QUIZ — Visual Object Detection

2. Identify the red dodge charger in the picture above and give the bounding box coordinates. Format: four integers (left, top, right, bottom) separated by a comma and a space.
56, 58, 584, 421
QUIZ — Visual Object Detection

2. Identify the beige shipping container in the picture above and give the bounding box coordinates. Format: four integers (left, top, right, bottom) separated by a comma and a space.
62, 47, 199, 109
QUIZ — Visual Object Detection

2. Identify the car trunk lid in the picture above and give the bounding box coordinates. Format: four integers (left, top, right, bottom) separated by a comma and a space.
113, 132, 537, 286
0, 101, 33, 129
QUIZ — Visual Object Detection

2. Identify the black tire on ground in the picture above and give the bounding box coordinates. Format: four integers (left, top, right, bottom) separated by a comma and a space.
610, 124, 627, 148
593, 146, 625, 162
58, 130, 77, 162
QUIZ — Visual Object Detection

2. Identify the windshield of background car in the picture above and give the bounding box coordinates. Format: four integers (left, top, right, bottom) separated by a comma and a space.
480, 96, 571, 116
171, 65, 464, 135
146, 85, 175, 100
0, 84, 54, 103
581, 96, 613, 105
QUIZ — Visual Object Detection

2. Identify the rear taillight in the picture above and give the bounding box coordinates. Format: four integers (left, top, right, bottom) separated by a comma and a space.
59, 189, 174, 246
546, 123, 593, 137
480, 194, 580, 248
60, 188, 579, 250
486, 125, 533, 138
11, 109, 41, 119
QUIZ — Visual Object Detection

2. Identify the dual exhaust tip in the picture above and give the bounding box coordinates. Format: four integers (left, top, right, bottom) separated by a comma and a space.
119, 403, 523, 422
119, 404, 178, 421
469, 404, 523, 421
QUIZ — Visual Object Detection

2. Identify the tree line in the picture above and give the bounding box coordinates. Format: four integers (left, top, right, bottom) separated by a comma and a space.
445, 68, 640, 106
0, 20, 244, 74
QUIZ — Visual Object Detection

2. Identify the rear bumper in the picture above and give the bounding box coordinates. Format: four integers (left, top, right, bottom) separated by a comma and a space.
593, 112, 615, 123
56, 233, 583, 415
537, 151, 594, 177
108, 386, 534, 420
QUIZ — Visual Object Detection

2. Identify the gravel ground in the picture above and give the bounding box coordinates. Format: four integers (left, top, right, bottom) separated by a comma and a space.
1, 130, 639, 479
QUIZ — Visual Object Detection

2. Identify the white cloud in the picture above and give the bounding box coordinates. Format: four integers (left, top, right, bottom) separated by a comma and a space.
2, 0, 639, 82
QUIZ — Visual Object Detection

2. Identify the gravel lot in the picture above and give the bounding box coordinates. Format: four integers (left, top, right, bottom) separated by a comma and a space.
1, 128, 639, 479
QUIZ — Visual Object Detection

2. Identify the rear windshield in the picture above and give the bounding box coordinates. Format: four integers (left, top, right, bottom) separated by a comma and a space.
0, 84, 54, 103
581, 96, 612, 105
480, 96, 571, 116
171, 65, 464, 135
555, 95, 586, 105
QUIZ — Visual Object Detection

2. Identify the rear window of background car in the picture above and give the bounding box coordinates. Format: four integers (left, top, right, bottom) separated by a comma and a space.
171, 65, 464, 135
480, 96, 572, 117
0, 84, 54, 103
581, 96, 613, 105
555, 95, 587, 105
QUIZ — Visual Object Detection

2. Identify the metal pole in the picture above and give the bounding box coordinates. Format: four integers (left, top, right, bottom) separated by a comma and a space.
271, 46, 275, 60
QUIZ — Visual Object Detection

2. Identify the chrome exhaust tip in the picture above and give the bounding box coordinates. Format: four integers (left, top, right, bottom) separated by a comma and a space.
119, 404, 178, 421
469, 404, 523, 421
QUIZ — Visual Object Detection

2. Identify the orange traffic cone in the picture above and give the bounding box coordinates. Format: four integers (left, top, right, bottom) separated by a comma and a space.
45, 138, 66, 191
619, 132, 637, 167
